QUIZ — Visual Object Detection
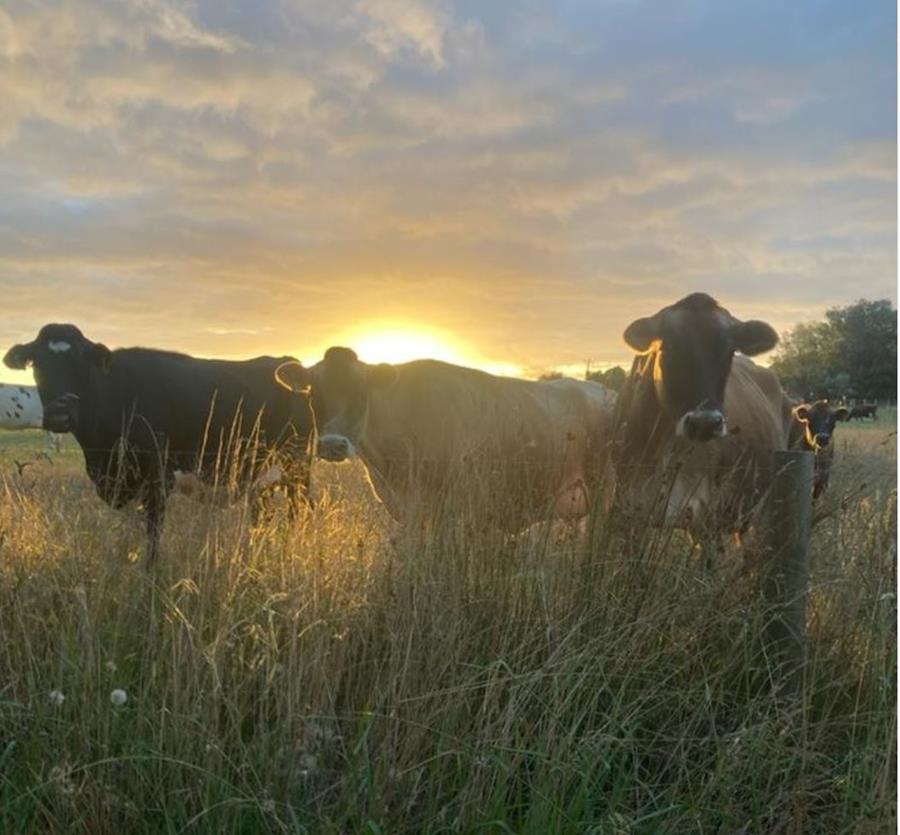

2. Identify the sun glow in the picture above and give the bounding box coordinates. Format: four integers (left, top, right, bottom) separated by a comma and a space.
305, 323, 523, 377
351, 327, 466, 365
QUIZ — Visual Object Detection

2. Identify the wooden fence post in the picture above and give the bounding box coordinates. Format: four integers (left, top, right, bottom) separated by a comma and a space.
762, 450, 814, 695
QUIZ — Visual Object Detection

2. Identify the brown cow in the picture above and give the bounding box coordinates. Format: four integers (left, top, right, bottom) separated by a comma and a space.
275, 348, 617, 527
789, 400, 849, 498
614, 293, 790, 537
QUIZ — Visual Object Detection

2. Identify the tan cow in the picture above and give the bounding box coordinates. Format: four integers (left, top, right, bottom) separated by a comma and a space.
275, 348, 617, 526
615, 293, 792, 535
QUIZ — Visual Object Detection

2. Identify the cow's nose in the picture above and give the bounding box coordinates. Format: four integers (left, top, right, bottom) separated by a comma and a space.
42, 393, 80, 433
681, 409, 726, 442
815, 433, 830, 448
317, 434, 351, 462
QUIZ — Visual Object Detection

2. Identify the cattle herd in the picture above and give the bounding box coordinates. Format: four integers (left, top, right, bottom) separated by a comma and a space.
0, 293, 877, 563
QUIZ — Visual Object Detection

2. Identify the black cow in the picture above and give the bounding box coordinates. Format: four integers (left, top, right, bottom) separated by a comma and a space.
848, 402, 878, 421
789, 400, 849, 498
4, 324, 313, 562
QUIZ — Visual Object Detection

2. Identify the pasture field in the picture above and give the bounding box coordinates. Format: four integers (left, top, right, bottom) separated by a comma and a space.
0, 415, 895, 833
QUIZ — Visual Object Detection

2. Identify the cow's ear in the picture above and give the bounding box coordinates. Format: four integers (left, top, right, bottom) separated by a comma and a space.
368, 363, 398, 389
835, 407, 850, 422
3, 342, 34, 370
88, 342, 112, 373
732, 320, 778, 356
793, 404, 810, 422
275, 361, 311, 394
623, 316, 660, 352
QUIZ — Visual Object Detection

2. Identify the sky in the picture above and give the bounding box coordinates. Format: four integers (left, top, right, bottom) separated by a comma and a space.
0, 0, 896, 381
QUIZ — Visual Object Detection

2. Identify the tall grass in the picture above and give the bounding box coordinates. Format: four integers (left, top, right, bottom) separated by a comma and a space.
0, 422, 894, 833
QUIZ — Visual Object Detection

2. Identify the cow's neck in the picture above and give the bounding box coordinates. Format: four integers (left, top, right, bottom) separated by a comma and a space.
356, 394, 392, 474
358, 388, 421, 493
71, 362, 128, 455
617, 352, 675, 471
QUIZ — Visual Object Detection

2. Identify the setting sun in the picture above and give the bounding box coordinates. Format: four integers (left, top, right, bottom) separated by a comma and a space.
344, 325, 465, 365
305, 323, 523, 377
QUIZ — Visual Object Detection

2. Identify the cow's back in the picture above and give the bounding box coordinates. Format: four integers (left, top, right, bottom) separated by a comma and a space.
370, 362, 611, 462
366, 362, 544, 468
537, 377, 616, 455
723, 356, 791, 459
98, 350, 308, 471
364, 361, 615, 517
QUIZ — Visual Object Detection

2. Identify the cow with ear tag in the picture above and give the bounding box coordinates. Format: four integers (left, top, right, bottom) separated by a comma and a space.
5, 324, 313, 564
276, 346, 617, 527
614, 293, 793, 543
789, 400, 849, 498
4, 325, 110, 435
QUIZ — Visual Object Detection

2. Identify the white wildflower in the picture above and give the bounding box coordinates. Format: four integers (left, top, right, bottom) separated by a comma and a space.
49, 762, 76, 795
298, 752, 318, 777
48, 690, 65, 707
110, 689, 127, 707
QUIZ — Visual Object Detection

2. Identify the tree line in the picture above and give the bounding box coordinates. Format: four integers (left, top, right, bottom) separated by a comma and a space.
769, 299, 896, 403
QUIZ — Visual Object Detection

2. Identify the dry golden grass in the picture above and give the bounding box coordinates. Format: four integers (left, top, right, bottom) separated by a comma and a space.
0, 418, 894, 833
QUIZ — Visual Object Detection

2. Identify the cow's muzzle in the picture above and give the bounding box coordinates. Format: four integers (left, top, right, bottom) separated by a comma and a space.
677, 409, 727, 443
317, 434, 354, 462
814, 433, 831, 448
42, 393, 80, 433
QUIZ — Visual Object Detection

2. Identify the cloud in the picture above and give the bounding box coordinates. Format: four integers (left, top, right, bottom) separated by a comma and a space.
0, 0, 894, 380
355, 0, 450, 67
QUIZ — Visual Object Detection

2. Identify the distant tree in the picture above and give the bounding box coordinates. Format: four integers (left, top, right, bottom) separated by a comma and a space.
771, 299, 897, 402
537, 371, 564, 381
825, 299, 896, 402
586, 365, 628, 392
769, 321, 837, 399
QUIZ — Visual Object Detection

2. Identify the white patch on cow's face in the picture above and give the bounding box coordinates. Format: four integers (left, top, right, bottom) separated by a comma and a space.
48, 341, 72, 353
